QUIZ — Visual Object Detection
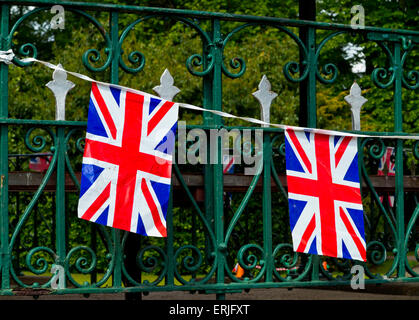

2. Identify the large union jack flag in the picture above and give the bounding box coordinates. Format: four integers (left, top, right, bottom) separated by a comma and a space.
285, 129, 366, 261
78, 82, 179, 237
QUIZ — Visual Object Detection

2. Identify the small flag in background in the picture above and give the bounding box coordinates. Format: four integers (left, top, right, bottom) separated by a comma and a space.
378, 147, 395, 177
223, 154, 236, 207
29, 155, 51, 172
285, 129, 366, 261
223, 154, 236, 174
78, 82, 179, 236
378, 147, 395, 207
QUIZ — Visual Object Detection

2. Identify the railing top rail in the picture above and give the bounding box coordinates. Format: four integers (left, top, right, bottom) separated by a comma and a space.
3, 0, 419, 38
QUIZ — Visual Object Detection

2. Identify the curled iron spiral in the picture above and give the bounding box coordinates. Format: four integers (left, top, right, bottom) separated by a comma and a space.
272, 243, 312, 281
25, 127, 55, 153
65, 245, 113, 288
400, 41, 418, 90
220, 23, 309, 81
119, 15, 213, 76
175, 245, 203, 274
134, 245, 168, 286
372, 67, 396, 89
231, 244, 265, 282
186, 53, 214, 77
314, 31, 346, 84
8, 7, 113, 72
7, 7, 45, 67
26, 246, 56, 275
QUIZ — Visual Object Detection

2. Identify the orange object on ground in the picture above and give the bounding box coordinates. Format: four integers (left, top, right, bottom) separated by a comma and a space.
232, 263, 245, 278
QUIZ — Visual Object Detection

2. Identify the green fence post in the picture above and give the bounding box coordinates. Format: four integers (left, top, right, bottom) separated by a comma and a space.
306, 25, 320, 280
210, 18, 226, 300
299, 2, 319, 280
165, 188, 174, 287
0, 4, 9, 290
166, 146, 175, 287
303, 28, 320, 280
393, 41, 405, 278
262, 132, 273, 282
203, 26, 215, 265
55, 126, 66, 287
298, 0, 317, 128
109, 10, 123, 289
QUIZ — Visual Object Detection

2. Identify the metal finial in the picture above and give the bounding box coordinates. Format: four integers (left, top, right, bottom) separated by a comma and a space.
46, 64, 75, 121
344, 81, 367, 131
153, 69, 180, 101
252, 75, 278, 127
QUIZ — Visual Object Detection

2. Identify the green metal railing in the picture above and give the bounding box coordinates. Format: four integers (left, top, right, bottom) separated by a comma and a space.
0, 1, 418, 299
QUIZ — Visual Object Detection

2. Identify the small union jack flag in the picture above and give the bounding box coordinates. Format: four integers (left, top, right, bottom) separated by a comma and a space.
223, 154, 236, 174
223, 154, 236, 207
378, 147, 395, 207
285, 129, 366, 261
78, 82, 179, 236
29, 155, 51, 172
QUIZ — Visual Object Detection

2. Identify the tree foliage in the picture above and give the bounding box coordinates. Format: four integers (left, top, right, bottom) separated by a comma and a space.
317, 0, 418, 132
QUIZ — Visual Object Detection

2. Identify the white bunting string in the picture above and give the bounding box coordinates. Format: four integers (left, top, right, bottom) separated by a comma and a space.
0, 53, 417, 140
0, 49, 15, 65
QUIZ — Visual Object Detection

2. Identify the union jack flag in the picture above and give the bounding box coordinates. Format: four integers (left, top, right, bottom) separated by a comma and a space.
78, 82, 179, 236
223, 154, 236, 207
29, 155, 51, 172
378, 147, 395, 207
223, 154, 236, 174
285, 129, 366, 261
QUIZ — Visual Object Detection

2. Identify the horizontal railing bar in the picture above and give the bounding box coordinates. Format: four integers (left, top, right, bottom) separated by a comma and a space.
4, 0, 419, 38
0, 118, 87, 127
3, 276, 419, 296
2, 119, 419, 138
8, 152, 52, 157
8, 171, 419, 192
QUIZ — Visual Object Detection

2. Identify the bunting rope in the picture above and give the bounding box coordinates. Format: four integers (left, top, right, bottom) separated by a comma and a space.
0, 49, 14, 65
1, 51, 418, 140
